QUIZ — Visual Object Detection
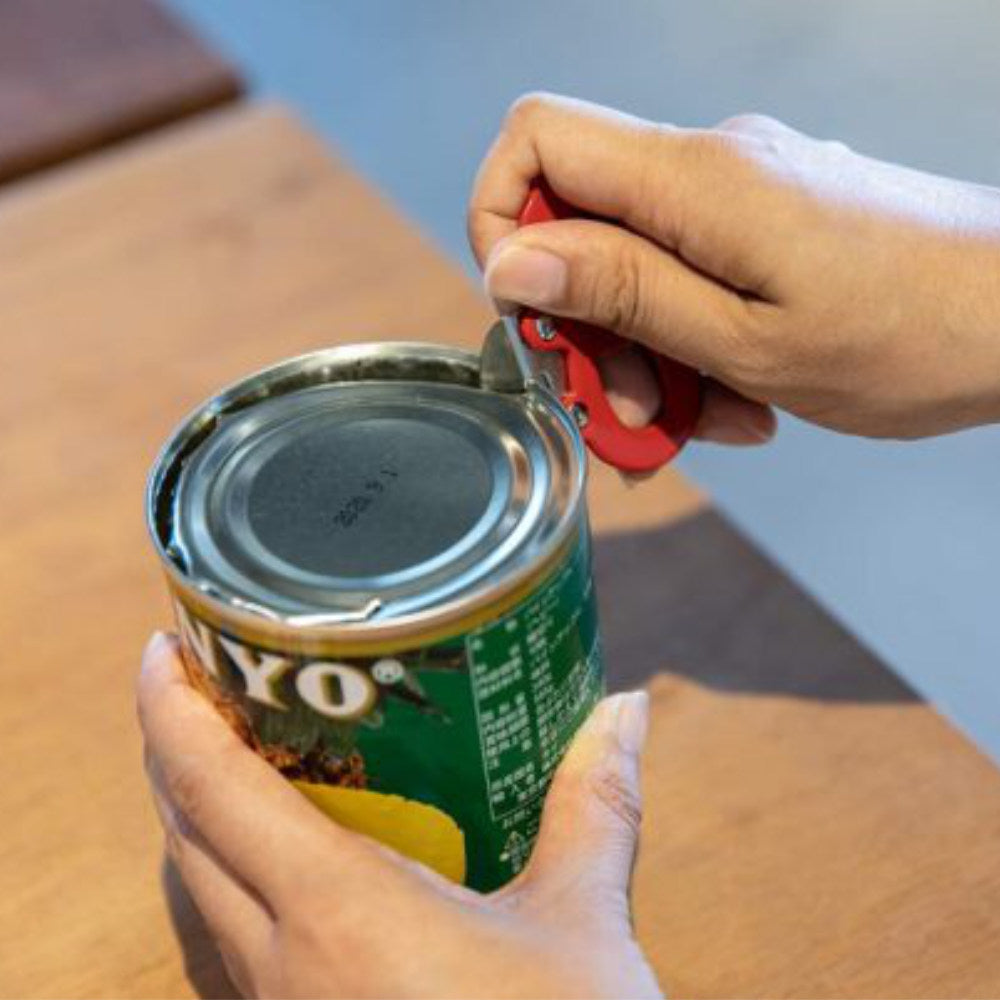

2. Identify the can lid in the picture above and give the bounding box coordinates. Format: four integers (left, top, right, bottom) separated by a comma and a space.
149, 343, 583, 630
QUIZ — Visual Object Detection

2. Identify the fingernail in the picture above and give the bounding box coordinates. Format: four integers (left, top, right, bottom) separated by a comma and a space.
145, 630, 168, 655
143, 631, 176, 668
742, 410, 776, 442
618, 469, 657, 488
484, 243, 568, 308
703, 411, 777, 445
612, 690, 649, 755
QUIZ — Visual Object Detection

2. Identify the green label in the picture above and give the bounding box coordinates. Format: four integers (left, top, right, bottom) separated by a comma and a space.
173, 528, 603, 892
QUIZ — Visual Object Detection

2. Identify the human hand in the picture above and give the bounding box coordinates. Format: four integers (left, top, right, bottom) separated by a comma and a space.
137, 633, 662, 999
470, 94, 1000, 441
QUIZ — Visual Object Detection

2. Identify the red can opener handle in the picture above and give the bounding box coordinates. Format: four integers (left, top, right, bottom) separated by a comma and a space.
518, 180, 702, 473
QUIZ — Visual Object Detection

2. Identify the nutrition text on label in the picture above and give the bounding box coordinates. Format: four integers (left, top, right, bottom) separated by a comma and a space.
468, 547, 603, 824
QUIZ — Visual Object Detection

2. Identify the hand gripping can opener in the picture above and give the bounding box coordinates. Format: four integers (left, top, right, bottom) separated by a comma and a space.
481, 178, 703, 475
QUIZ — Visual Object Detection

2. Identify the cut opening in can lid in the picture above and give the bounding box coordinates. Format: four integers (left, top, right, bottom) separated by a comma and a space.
147, 342, 585, 634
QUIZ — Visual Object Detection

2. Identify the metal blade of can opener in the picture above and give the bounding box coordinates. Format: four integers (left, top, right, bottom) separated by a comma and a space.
480, 313, 565, 397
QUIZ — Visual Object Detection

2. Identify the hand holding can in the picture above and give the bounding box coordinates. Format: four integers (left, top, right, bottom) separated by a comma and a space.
138, 633, 660, 997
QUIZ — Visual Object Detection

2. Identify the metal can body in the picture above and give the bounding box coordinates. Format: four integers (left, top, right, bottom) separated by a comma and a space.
147, 342, 604, 892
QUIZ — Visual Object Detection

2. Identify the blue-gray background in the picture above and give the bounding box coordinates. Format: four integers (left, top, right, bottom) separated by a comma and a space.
170, 0, 1000, 760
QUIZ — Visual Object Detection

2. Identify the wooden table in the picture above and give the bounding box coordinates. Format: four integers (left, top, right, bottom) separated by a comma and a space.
2, 104, 999, 998
0, 0, 241, 184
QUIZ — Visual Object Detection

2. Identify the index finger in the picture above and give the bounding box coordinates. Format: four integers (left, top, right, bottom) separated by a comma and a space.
466, 93, 776, 299
137, 633, 383, 906
468, 93, 676, 266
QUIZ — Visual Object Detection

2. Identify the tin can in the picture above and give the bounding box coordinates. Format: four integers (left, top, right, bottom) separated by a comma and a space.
146, 342, 603, 892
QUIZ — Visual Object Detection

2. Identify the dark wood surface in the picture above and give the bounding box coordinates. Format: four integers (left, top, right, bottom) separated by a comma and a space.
0, 0, 242, 184
1, 104, 999, 997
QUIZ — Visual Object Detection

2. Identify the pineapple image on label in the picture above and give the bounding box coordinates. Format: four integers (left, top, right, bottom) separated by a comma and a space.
293, 783, 466, 883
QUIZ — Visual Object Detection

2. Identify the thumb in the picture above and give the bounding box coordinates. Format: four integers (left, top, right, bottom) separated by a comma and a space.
483, 219, 745, 374
515, 691, 649, 923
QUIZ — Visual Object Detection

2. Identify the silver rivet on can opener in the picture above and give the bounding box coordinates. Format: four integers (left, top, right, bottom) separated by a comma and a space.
571, 403, 589, 428
536, 316, 557, 341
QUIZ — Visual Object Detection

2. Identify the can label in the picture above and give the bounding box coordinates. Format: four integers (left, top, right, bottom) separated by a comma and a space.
172, 529, 603, 892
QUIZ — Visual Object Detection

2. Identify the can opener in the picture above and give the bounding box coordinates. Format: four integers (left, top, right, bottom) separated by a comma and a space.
481, 179, 702, 473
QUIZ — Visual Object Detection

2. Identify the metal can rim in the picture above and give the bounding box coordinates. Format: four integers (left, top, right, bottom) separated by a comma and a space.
146, 341, 587, 647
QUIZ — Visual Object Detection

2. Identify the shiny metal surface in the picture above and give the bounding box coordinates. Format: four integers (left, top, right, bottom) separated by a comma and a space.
147, 342, 585, 636
479, 318, 530, 393
480, 316, 566, 398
